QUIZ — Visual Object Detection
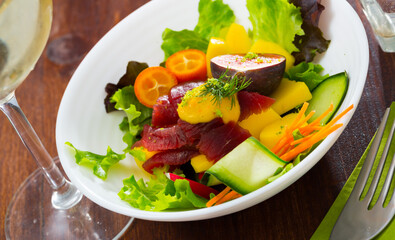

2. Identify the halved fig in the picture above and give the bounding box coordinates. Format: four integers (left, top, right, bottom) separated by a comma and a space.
210, 53, 286, 95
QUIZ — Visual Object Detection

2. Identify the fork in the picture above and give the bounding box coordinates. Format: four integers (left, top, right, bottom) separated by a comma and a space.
330, 107, 395, 240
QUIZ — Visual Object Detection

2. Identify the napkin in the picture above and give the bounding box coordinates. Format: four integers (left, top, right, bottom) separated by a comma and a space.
312, 102, 395, 240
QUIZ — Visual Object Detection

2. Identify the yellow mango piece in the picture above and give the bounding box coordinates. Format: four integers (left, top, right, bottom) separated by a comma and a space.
206, 37, 228, 78
269, 79, 312, 115
225, 23, 251, 54
259, 113, 299, 150
238, 107, 281, 139
191, 155, 214, 173
249, 40, 295, 71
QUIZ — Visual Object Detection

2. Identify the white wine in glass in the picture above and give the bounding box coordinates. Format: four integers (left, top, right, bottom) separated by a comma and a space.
0, 0, 133, 239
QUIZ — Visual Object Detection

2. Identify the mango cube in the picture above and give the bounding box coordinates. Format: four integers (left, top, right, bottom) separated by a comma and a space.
206, 37, 228, 78
225, 23, 251, 54
259, 113, 299, 150
238, 107, 281, 139
269, 79, 312, 115
191, 155, 214, 173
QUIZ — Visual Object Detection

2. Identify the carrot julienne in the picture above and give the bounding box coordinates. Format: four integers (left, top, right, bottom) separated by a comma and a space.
206, 186, 231, 207
271, 103, 354, 162
280, 123, 343, 161
291, 134, 313, 146
215, 191, 242, 205
325, 104, 354, 128
307, 103, 334, 127
271, 102, 310, 154
287, 102, 309, 133
297, 111, 316, 127
206, 186, 242, 207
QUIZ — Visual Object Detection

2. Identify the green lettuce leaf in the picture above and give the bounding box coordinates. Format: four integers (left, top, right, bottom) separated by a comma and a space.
194, 0, 235, 40
129, 147, 146, 162
285, 62, 329, 91
161, 29, 209, 60
161, 0, 235, 60
247, 0, 304, 54
118, 169, 208, 211
111, 86, 152, 151
65, 142, 125, 180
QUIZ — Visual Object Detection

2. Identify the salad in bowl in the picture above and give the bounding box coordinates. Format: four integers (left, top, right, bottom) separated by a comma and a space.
56, 0, 369, 221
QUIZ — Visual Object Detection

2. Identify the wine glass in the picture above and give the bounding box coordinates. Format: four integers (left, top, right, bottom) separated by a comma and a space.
0, 0, 133, 239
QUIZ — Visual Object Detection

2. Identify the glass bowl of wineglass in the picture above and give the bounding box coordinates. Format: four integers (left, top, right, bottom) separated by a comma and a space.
0, 0, 133, 239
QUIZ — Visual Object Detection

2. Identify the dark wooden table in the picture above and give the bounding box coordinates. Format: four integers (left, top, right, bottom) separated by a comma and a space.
0, 0, 393, 239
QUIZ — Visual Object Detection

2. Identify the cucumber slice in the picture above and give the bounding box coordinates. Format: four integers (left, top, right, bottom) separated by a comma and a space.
201, 174, 222, 187
306, 72, 349, 124
206, 137, 286, 195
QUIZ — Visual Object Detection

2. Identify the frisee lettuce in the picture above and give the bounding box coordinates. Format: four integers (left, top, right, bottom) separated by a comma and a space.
65, 142, 125, 180
247, 0, 304, 54
119, 168, 208, 211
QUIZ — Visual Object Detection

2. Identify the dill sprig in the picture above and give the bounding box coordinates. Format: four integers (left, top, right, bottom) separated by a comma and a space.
198, 70, 251, 108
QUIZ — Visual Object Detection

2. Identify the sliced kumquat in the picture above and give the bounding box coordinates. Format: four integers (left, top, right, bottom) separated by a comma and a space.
134, 66, 177, 108
165, 49, 207, 83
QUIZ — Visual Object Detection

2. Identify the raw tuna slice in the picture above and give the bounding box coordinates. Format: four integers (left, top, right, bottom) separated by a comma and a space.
169, 81, 204, 104
141, 124, 188, 151
197, 122, 251, 162
237, 91, 276, 121
151, 81, 204, 127
178, 118, 224, 146
142, 148, 200, 173
151, 95, 179, 127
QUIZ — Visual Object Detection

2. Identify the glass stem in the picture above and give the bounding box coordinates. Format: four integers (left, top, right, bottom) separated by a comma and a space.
0, 92, 82, 209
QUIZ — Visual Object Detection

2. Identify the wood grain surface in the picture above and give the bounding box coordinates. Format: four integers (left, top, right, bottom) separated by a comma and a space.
0, 0, 394, 239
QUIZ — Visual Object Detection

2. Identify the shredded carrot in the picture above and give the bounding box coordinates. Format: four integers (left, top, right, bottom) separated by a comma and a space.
291, 134, 314, 146
272, 135, 292, 154
293, 110, 315, 131
214, 191, 242, 205
326, 104, 354, 128
206, 186, 231, 207
277, 144, 292, 156
271, 102, 310, 154
206, 187, 243, 207
270, 103, 353, 162
300, 125, 323, 135
307, 103, 334, 127
297, 104, 334, 136
287, 102, 309, 134
280, 123, 343, 161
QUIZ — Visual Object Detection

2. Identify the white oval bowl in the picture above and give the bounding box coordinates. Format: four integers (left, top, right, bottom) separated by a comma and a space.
56, 0, 369, 221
